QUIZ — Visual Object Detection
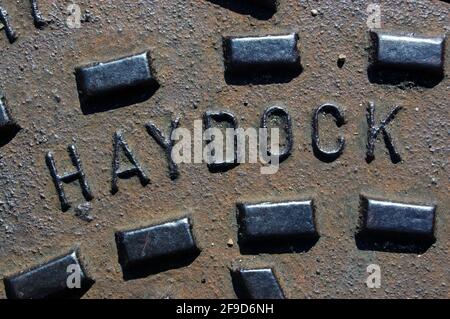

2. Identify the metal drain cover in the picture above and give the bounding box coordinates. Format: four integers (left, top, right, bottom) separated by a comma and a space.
0, 0, 448, 300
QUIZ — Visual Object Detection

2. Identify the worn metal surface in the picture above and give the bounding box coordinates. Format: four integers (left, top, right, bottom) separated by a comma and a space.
4, 249, 93, 299
0, 0, 448, 299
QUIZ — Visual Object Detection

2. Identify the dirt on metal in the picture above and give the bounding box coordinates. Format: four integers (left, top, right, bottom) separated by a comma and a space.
0, 0, 448, 298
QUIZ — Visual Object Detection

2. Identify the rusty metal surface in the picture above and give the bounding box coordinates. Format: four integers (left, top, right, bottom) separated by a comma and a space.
0, 0, 448, 299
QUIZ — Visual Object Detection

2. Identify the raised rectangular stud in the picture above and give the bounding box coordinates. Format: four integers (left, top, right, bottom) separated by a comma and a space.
223, 33, 301, 73
237, 200, 318, 243
231, 268, 285, 299
75, 52, 158, 98
0, 92, 14, 131
0, 92, 20, 146
4, 250, 93, 299
369, 31, 445, 74
115, 217, 200, 270
361, 197, 436, 240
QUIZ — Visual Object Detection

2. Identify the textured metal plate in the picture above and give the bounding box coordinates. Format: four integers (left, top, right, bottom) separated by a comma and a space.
0, 0, 448, 299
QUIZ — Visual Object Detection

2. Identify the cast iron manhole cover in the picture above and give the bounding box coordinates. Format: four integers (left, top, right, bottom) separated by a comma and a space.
0, 0, 448, 299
